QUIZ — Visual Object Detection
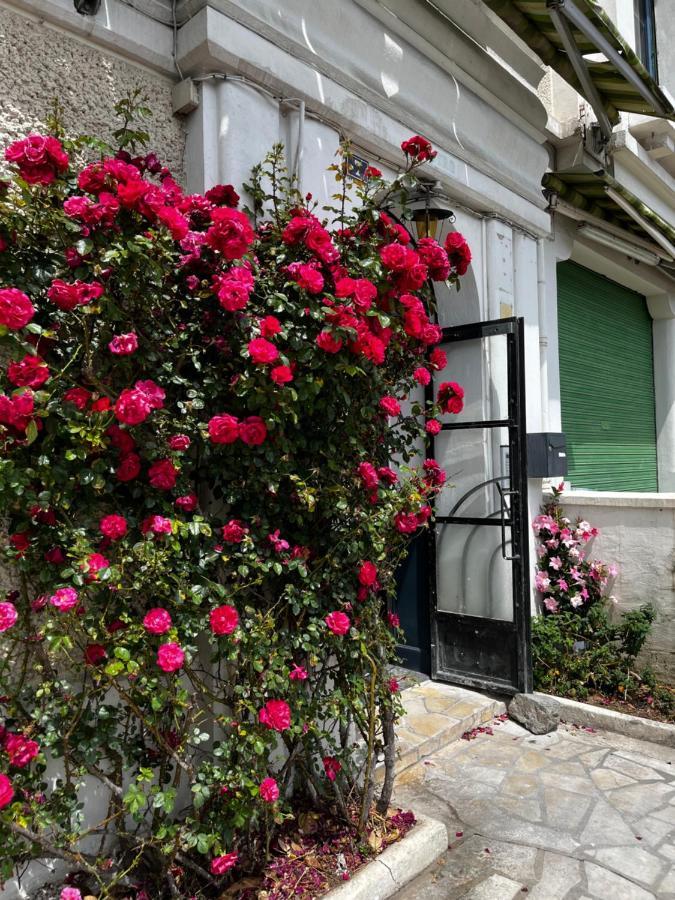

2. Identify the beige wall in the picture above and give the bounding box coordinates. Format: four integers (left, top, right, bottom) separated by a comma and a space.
0, 3, 185, 181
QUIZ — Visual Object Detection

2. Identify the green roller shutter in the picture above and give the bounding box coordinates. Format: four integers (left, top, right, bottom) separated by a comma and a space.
557, 261, 658, 491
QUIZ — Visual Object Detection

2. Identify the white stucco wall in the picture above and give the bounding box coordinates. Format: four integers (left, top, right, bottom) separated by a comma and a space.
0, 3, 185, 181
560, 493, 675, 683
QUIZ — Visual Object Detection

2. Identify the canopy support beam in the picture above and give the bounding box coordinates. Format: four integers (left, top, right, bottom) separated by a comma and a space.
605, 187, 675, 260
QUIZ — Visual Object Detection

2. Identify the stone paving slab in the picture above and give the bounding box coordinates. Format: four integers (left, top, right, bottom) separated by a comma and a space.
393, 716, 675, 899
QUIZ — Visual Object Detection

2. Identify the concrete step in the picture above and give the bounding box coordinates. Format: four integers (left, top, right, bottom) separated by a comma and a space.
387, 680, 507, 778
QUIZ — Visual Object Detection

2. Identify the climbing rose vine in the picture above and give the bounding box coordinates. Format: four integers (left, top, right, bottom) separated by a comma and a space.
0, 105, 468, 897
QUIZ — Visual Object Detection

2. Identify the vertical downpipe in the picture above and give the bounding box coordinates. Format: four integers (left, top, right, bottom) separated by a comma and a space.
537, 237, 549, 432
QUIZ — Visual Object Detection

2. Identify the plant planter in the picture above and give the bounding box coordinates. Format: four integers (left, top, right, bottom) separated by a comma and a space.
323, 814, 447, 900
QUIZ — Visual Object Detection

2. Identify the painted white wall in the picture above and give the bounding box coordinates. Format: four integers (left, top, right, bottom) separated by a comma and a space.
561, 492, 675, 683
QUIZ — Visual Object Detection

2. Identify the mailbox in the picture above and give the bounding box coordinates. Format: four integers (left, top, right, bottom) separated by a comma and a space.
527, 433, 567, 478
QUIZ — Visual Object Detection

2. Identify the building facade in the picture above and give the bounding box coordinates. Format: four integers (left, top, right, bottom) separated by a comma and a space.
1, 0, 674, 689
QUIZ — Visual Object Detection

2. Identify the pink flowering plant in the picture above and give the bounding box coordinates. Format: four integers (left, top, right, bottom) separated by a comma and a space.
532, 485, 657, 705
0, 99, 467, 897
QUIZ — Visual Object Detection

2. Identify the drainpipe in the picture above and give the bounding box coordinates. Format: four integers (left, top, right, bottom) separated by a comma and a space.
537, 237, 549, 432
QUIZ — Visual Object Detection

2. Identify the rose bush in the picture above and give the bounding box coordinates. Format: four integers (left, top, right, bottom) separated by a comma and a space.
0, 100, 468, 897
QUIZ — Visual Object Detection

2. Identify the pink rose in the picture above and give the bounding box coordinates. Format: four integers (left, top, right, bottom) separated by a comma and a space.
114, 388, 151, 426
210, 852, 238, 875
413, 367, 431, 386
157, 642, 185, 672
259, 777, 280, 803
358, 561, 378, 586
417, 237, 450, 281
259, 699, 291, 732
148, 458, 178, 490
205, 207, 255, 259
379, 396, 401, 417
7, 355, 50, 388
214, 264, 254, 311
0, 288, 35, 330
0, 601, 18, 632
208, 413, 239, 444
49, 587, 79, 611
141, 515, 173, 535
248, 338, 279, 366
84, 552, 109, 576
325, 611, 350, 636
270, 365, 293, 385
357, 462, 379, 491
288, 262, 324, 294
260, 316, 281, 337
108, 332, 138, 355
425, 419, 441, 435
100, 514, 128, 540
0, 773, 14, 809
222, 520, 248, 543
60, 889, 82, 900
209, 604, 239, 635
175, 493, 198, 512
5, 134, 69, 184
429, 347, 447, 370
169, 434, 190, 451
323, 756, 341, 782
289, 664, 308, 681
156, 205, 189, 240
239, 416, 267, 446
143, 608, 172, 634
5, 733, 39, 768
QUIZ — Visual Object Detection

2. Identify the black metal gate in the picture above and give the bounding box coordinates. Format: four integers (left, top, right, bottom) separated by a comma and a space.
428, 317, 532, 694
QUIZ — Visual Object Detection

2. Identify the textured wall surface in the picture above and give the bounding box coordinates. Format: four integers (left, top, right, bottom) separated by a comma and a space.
0, 4, 185, 180
561, 494, 675, 683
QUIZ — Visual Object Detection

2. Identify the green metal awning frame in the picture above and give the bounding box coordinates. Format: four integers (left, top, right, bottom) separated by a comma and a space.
484, 0, 675, 138
542, 168, 675, 259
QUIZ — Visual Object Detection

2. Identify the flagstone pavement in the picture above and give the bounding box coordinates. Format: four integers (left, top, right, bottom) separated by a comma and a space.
392, 715, 675, 899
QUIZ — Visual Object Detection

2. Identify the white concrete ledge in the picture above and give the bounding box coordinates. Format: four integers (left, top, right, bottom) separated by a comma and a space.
324, 814, 447, 900
537, 692, 675, 747
558, 490, 675, 508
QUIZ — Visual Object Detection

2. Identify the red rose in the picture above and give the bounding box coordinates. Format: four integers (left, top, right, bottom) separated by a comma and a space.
437, 381, 464, 414
169, 434, 191, 451
270, 365, 293, 385
208, 413, 239, 444
214, 265, 254, 311
316, 330, 343, 353
175, 493, 198, 512
425, 419, 441, 435
417, 237, 450, 281
444, 231, 472, 275
210, 852, 238, 876
100, 514, 128, 540
0, 288, 35, 330
47, 279, 104, 311
135, 379, 165, 410
429, 347, 447, 371
205, 207, 255, 260
116, 452, 141, 482
323, 756, 341, 782
209, 604, 239, 635
380, 242, 414, 271
5, 734, 39, 768
400, 134, 437, 161
260, 315, 281, 337
156, 205, 189, 240
423, 459, 446, 487
114, 388, 152, 426
84, 643, 108, 666
334, 277, 377, 311
0, 390, 34, 433
413, 367, 431, 386
7, 355, 49, 388
239, 416, 268, 446
143, 607, 172, 634
358, 561, 378, 586
259, 777, 280, 803
157, 642, 184, 672
84, 552, 109, 576
357, 462, 379, 491
108, 332, 138, 355
141, 515, 173, 535
387, 611, 400, 628
107, 424, 135, 455
5, 134, 69, 185
325, 611, 351, 635
91, 397, 111, 413
394, 511, 419, 534
259, 699, 291, 732
364, 166, 382, 178
148, 458, 178, 490
248, 337, 279, 365
288, 262, 324, 294
221, 519, 248, 543
205, 184, 240, 207
64, 387, 91, 410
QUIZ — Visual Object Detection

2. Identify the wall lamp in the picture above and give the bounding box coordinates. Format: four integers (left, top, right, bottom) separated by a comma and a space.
74, 0, 102, 14
407, 182, 454, 241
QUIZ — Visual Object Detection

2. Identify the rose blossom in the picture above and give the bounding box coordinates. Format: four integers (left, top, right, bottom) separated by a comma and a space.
0, 288, 35, 330
5, 134, 69, 184
259, 699, 291, 732
49, 587, 79, 611
394, 511, 419, 534
413, 367, 431, 386
157, 642, 185, 672
100, 514, 128, 540
64, 387, 91, 410
400, 134, 436, 161
323, 756, 342, 782
84, 552, 109, 576
116, 453, 141, 482
259, 777, 280, 803
379, 396, 401, 417
270, 365, 293, 385
425, 419, 441, 435
205, 207, 255, 259
260, 315, 281, 337
222, 519, 248, 543
0, 773, 13, 809
248, 337, 279, 366
141, 515, 173, 535
316, 330, 343, 353
210, 852, 238, 875
60, 889, 82, 900
387, 612, 400, 628
169, 434, 191, 451
175, 493, 198, 512
208, 413, 239, 444
358, 561, 378, 586
325, 611, 351, 636
148, 458, 178, 490
84, 643, 107, 666
437, 381, 464, 414
289, 664, 308, 681
209, 604, 239, 635
288, 262, 324, 294
47, 279, 104, 311
0, 602, 18, 632
6, 733, 40, 768
7, 355, 50, 388
108, 332, 138, 355
214, 264, 254, 311
143, 608, 172, 634
239, 416, 267, 446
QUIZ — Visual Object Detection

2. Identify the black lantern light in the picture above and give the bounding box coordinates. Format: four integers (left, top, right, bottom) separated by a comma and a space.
74, 0, 102, 15
408, 181, 454, 241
